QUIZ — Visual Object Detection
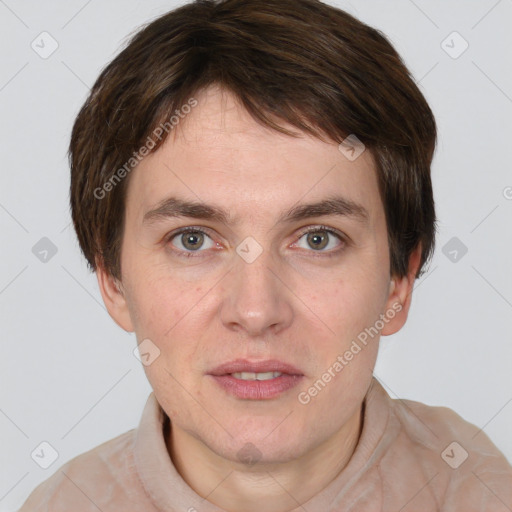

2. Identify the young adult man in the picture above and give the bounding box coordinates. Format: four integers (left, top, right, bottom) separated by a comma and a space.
19, 0, 512, 510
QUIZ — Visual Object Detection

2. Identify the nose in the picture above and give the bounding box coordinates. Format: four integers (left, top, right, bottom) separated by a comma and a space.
219, 247, 294, 338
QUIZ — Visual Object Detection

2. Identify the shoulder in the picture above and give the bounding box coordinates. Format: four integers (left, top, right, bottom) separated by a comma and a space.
18, 429, 147, 512
388, 391, 512, 510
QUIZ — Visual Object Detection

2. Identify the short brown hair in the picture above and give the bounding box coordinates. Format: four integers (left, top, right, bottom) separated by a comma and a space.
69, 0, 437, 282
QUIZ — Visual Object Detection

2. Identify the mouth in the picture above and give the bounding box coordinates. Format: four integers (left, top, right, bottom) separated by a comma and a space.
208, 359, 304, 400
209, 359, 303, 376
230, 371, 285, 381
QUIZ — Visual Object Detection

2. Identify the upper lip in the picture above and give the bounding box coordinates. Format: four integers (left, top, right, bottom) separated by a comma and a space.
209, 359, 303, 376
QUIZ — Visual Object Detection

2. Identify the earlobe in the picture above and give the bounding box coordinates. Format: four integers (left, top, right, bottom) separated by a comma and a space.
96, 262, 134, 333
381, 244, 422, 336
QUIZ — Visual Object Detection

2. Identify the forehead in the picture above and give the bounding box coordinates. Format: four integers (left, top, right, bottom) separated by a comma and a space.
125, 86, 382, 224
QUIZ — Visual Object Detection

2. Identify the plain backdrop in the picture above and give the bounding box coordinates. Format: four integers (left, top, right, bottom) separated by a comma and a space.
1, 0, 511, 510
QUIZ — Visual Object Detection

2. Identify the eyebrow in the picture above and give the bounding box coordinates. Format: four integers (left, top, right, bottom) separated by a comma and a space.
142, 195, 369, 227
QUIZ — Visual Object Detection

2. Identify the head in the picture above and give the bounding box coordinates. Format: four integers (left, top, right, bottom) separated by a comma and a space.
70, 0, 436, 464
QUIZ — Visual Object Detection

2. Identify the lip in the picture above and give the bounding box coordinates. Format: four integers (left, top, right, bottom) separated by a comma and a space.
210, 374, 303, 400
208, 359, 303, 377
208, 359, 304, 400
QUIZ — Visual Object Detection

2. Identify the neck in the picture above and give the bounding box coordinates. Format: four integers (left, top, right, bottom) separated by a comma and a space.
166, 405, 364, 512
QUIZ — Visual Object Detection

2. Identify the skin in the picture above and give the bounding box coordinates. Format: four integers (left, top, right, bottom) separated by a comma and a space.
96, 85, 421, 512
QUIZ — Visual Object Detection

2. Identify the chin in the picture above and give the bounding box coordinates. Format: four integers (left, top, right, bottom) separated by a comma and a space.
204, 422, 310, 466
220, 438, 306, 466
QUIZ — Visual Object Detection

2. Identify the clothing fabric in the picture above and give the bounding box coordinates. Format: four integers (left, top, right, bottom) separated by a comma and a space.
18, 377, 512, 511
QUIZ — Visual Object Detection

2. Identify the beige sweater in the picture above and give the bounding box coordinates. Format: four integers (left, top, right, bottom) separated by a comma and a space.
19, 377, 512, 511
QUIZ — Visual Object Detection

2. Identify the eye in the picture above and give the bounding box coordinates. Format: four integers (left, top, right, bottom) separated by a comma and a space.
167, 227, 215, 256
295, 226, 345, 254
166, 225, 346, 259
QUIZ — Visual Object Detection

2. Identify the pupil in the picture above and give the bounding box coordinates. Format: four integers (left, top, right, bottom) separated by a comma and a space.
308, 231, 327, 250
184, 232, 203, 250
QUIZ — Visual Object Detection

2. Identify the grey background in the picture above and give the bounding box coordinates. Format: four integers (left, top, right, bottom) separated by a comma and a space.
1, 0, 511, 509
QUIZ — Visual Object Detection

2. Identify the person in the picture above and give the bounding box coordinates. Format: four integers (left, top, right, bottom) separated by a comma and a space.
19, 0, 512, 510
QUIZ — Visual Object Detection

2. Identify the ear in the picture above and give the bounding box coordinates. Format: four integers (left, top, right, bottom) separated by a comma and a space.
95, 260, 134, 333
381, 244, 422, 336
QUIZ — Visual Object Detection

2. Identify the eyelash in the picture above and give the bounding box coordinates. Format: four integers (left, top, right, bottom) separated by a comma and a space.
165, 225, 347, 259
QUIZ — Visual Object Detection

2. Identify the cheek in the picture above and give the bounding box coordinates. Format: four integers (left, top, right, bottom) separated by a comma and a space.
124, 271, 191, 339
127, 275, 212, 375
317, 270, 384, 318
313, 269, 387, 335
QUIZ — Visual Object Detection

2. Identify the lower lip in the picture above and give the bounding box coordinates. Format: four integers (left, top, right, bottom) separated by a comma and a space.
210, 374, 303, 400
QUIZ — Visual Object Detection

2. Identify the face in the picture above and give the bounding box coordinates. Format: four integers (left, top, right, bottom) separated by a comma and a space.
97, 85, 417, 465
